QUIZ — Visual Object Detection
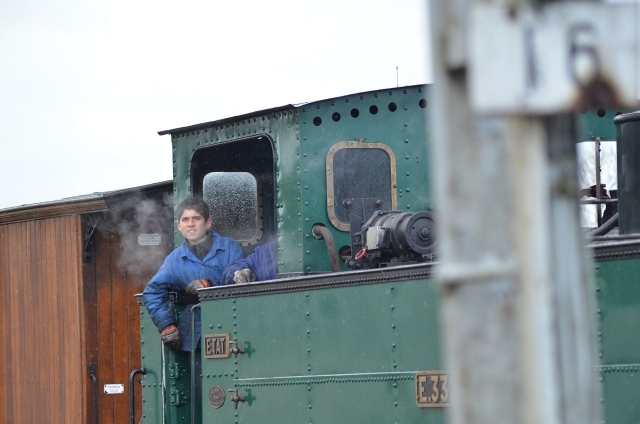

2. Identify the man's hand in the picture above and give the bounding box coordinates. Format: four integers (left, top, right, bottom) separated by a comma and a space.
186, 279, 211, 295
233, 269, 256, 284
161, 324, 181, 351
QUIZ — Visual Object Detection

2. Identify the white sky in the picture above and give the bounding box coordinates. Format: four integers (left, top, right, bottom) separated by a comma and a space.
0, 0, 432, 210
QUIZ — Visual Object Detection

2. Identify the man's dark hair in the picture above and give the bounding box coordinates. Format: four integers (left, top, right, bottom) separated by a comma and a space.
176, 197, 211, 221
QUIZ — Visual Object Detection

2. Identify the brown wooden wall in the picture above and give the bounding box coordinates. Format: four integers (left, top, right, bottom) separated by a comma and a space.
0, 185, 173, 424
87, 218, 169, 423
0, 215, 86, 423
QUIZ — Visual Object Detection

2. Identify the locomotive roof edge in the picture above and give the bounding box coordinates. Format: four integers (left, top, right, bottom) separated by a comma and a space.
157, 83, 429, 136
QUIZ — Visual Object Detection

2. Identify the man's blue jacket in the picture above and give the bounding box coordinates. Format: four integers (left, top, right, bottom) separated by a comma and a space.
143, 231, 243, 351
222, 242, 277, 284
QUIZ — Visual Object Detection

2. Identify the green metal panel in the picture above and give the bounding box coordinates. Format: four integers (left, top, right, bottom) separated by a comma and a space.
198, 265, 445, 423
298, 86, 431, 274
139, 300, 199, 423
595, 259, 640, 364
169, 110, 301, 266
139, 301, 163, 423
576, 107, 634, 142
595, 258, 640, 423
168, 85, 431, 276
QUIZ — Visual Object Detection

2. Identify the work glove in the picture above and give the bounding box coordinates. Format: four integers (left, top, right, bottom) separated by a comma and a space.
161, 324, 181, 351
233, 269, 256, 284
186, 279, 212, 295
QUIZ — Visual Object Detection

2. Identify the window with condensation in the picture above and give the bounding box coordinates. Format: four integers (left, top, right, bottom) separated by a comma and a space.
203, 172, 263, 246
326, 141, 397, 231
190, 135, 275, 249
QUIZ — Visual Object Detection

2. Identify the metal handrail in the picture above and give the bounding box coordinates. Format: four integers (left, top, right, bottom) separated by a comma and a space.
580, 198, 618, 205
129, 368, 145, 424
191, 304, 201, 424
89, 362, 98, 424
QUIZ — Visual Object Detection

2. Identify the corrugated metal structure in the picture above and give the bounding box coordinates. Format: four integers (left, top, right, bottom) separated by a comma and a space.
0, 181, 173, 423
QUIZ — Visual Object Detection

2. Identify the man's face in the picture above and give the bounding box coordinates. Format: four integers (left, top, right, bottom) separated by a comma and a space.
177, 209, 212, 245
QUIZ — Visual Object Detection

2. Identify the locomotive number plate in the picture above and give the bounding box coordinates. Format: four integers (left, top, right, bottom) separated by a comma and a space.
204, 334, 230, 359
416, 371, 449, 408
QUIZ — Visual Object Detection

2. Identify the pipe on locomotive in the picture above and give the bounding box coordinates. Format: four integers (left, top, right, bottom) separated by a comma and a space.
311, 224, 341, 272
191, 304, 201, 424
614, 111, 640, 235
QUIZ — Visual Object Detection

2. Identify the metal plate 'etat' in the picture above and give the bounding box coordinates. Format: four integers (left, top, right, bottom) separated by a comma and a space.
204, 334, 230, 359
208, 386, 225, 408
416, 371, 449, 408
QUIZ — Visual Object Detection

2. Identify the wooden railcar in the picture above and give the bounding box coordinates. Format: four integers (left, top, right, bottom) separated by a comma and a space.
0, 182, 172, 423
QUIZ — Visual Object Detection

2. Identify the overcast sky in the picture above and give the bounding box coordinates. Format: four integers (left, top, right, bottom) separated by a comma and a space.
0, 0, 431, 210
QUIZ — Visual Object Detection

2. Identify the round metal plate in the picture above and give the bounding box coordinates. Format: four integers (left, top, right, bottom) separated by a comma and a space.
208, 386, 225, 408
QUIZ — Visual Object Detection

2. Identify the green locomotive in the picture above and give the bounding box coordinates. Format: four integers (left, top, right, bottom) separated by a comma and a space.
133, 84, 638, 423
135, 85, 443, 424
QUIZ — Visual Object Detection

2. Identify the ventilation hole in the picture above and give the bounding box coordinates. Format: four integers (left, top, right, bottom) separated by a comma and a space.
419, 99, 427, 108
313, 117, 322, 126
351, 108, 360, 118
388, 102, 397, 112
369, 105, 379, 115
597, 108, 606, 118
338, 245, 352, 262
332, 112, 341, 122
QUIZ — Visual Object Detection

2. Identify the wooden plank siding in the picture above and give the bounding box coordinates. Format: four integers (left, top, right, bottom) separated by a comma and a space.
0, 216, 85, 423
0, 183, 173, 424
91, 210, 170, 424
0, 213, 163, 424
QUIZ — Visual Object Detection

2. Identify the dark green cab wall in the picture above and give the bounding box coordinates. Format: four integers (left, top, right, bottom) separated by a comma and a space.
297, 86, 431, 274
170, 85, 431, 275
595, 258, 640, 424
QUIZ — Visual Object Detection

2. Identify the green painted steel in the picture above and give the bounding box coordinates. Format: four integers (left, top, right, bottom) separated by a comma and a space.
139, 299, 163, 422
139, 301, 200, 423
168, 85, 431, 275
199, 273, 444, 423
146, 84, 640, 424
576, 107, 635, 142
297, 86, 431, 274
595, 258, 640, 423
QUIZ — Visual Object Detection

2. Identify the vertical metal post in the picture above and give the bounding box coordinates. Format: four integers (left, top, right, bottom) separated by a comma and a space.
595, 137, 602, 226
430, 1, 599, 423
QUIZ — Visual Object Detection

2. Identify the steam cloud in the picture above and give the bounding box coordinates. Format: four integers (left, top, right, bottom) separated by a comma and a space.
107, 191, 174, 275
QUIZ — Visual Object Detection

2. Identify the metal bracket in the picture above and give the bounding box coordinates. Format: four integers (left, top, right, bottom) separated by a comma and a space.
169, 389, 190, 406
82, 212, 106, 263
168, 363, 189, 380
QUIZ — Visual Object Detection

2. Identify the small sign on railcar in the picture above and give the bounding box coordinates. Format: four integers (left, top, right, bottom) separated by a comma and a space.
104, 384, 124, 394
416, 371, 449, 408
138, 233, 162, 246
